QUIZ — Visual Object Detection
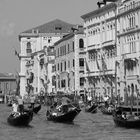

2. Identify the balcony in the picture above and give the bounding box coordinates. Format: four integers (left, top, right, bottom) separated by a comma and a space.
79, 66, 84, 71
123, 53, 138, 60
26, 60, 34, 67
79, 48, 86, 56
40, 58, 44, 65
102, 40, 115, 48
79, 47, 86, 52
19, 72, 26, 77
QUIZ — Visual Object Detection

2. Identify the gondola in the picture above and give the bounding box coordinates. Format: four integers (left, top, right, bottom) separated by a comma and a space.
85, 104, 98, 113
33, 104, 41, 114
7, 102, 12, 107
116, 105, 140, 112
46, 107, 81, 123
99, 105, 114, 115
7, 99, 13, 107
113, 109, 140, 128
28, 104, 41, 114
7, 110, 33, 126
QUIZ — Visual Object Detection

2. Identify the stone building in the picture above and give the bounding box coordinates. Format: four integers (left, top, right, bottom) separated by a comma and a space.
81, 1, 117, 100
0, 73, 16, 103
116, 0, 140, 105
54, 27, 85, 95
19, 19, 77, 97
45, 46, 56, 94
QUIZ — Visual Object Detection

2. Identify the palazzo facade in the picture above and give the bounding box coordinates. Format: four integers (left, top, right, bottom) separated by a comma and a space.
54, 28, 85, 95
81, 2, 117, 100
19, 19, 76, 97
116, 0, 140, 105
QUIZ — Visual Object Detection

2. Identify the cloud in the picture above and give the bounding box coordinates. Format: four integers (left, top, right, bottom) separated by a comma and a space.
0, 20, 15, 37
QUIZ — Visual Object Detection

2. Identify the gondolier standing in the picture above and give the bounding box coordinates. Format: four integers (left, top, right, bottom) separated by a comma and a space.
30, 94, 35, 109
17, 96, 24, 114
12, 100, 18, 113
104, 95, 109, 108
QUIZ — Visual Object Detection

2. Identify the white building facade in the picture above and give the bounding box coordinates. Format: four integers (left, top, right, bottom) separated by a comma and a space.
19, 19, 76, 97
116, 0, 140, 105
54, 29, 86, 95
81, 1, 117, 101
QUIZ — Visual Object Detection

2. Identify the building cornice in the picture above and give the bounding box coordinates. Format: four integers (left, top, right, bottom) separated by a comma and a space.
87, 16, 116, 29
0, 77, 16, 80
19, 54, 31, 58
81, 3, 117, 20
54, 33, 74, 46
117, 5, 140, 18
18, 32, 67, 41
18, 33, 39, 41
117, 27, 140, 37
31, 50, 45, 57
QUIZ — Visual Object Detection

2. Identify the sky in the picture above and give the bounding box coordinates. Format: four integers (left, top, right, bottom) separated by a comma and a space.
0, 0, 98, 73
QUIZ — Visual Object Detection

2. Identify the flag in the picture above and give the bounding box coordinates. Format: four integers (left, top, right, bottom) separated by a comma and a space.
101, 55, 107, 73
85, 58, 90, 72
14, 50, 20, 59
15, 71, 20, 95
96, 58, 100, 70
115, 61, 120, 66
105, 76, 112, 86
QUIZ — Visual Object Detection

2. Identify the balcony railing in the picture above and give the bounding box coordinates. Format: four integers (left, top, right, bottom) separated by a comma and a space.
79, 47, 86, 52
79, 66, 84, 71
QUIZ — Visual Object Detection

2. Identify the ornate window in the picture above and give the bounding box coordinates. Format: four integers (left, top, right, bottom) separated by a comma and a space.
79, 39, 84, 48
79, 58, 84, 67
73, 41, 74, 51
61, 62, 63, 72
64, 61, 66, 71
57, 63, 59, 71
61, 79, 66, 88
26, 42, 32, 54
73, 59, 75, 67
80, 78, 84, 86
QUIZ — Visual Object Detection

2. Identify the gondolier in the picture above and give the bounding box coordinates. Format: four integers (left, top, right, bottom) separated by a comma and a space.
12, 100, 18, 113
103, 95, 109, 107
17, 96, 24, 114
30, 94, 35, 109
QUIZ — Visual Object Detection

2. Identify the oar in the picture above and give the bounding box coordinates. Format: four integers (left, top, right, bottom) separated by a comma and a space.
68, 102, 80, 113
91, 106, 98, 113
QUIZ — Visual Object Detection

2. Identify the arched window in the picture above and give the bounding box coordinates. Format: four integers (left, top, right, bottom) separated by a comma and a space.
61, 62, 63, 72
79, 58, 84, 67
64, 61, 66, 71
134, 84, 138, 96
128, 85, 130, 93
26, 42, 32, 54
79, 38, 84, 48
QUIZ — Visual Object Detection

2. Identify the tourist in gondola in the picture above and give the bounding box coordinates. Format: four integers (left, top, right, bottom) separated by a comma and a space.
8, 97, 33, 126
46, 95, 81, 123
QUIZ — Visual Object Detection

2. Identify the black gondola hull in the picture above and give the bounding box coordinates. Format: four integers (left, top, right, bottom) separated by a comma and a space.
85, 105, 98, 113
113, 112, 140, 128
116, 106, 140, 112
33, 104, 41, 114
100, 106, 113, 115
7, 111, 33, 126
46, 108, 81, 123
28, 104, 41, 114
7, 103, 12, 107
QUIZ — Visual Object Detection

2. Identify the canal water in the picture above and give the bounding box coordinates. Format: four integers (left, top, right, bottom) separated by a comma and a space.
0, 104, 140, 140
